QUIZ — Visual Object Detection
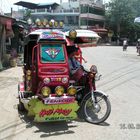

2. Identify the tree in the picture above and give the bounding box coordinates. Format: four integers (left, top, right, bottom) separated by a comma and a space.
23, 9, 31, 21
105, 0, 140, 43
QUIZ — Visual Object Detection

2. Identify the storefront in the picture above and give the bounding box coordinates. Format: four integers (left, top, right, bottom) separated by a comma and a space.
0, 15, 14, 70
91, 28, 108, 43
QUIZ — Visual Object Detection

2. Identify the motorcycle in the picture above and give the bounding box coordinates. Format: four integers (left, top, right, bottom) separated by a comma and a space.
18, 28, 111, 124
70, 65, 111, 124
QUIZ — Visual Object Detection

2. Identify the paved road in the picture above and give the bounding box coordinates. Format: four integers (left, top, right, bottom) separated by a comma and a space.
0, 46, 140, 140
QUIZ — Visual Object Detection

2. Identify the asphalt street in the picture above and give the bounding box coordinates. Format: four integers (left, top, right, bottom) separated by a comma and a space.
0, 46, 140, 140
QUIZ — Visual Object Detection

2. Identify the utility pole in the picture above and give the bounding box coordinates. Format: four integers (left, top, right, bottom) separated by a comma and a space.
11, 8, 13, 17
87, 4, 89, 29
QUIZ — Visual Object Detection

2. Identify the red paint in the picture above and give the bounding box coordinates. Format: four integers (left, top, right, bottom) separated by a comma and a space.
19, 82, 24, 92
39, 108, 72, 117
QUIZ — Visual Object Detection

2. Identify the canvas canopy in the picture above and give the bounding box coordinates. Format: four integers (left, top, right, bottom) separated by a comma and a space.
65, 29, 100, 38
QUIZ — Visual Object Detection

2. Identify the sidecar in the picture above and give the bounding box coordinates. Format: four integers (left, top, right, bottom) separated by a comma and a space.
18, 29, 81, 122
18, 27, 101, 122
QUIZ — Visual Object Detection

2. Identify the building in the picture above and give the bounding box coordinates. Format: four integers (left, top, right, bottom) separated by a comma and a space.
0, 15, 14, 69
14, 0, 106, 31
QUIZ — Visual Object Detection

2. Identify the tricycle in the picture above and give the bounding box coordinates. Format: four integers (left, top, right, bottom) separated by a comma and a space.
18, 27, 111, 124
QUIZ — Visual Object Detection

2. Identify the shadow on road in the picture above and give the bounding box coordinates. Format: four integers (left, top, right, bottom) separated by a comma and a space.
18, 108, 110, 138
0, 105, 110, 140
18, 110, 76, 138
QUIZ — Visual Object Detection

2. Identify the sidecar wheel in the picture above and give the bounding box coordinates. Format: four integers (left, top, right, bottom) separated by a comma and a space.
82, 92, 111, 124
18, 100, 25, 112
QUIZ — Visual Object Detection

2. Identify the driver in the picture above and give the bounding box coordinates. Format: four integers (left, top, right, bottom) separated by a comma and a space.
66, 45, 84, 81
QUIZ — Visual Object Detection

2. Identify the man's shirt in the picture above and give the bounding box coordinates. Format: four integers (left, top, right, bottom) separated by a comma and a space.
68, 57, 81, 74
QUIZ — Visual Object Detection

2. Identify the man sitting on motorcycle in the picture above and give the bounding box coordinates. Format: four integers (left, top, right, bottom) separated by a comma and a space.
66, 45, 84, 81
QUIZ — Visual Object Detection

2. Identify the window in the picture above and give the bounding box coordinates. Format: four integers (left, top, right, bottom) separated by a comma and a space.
80, 5, 105, 16
40, 44, 65, 63
37, 8, 45, 12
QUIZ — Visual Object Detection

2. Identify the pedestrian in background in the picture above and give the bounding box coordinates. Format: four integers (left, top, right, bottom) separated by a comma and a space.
123, 39, 128, 51
19, 28, 24, 53
136, 39, 140, 56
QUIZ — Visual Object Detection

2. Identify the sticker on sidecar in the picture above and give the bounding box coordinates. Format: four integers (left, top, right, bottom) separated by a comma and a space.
41, 31, 65, 40
33, 101, 79, 122
43, 97, 75, 105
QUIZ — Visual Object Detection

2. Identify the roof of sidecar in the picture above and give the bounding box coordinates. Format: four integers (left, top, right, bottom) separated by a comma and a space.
65, 29, 100, 45
65, 29, 100, 38
25, 29, 66, 43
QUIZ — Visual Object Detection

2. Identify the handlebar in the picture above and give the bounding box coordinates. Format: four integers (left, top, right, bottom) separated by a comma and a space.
95, 73, 102, 81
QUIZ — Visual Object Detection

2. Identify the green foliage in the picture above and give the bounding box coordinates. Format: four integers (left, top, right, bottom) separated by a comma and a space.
105, 0, 140, 42
23, 9, 31, 20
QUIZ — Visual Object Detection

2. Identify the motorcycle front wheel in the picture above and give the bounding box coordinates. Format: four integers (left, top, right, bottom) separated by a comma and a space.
82, 91, 111, 124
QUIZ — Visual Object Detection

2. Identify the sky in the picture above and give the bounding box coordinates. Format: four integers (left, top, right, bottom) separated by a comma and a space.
0, 0, 109, 13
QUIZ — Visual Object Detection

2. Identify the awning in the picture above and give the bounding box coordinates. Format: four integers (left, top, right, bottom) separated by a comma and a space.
92, 28, 108, 34
14, 1, 59, 9
14, 1, 37, 9
65, 29, 100, 38
65, 29, 100, 45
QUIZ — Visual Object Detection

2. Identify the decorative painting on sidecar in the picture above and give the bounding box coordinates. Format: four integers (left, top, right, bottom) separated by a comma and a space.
41, 44, 65, 63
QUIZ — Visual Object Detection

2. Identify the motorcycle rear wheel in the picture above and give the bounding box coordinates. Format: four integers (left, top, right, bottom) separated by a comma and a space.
82, 91, 111, 124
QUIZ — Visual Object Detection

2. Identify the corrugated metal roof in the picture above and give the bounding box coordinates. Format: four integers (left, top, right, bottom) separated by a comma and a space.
14, 1, 59, 9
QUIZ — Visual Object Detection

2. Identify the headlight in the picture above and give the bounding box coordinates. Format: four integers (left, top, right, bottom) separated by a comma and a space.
49, 21, 53, 27
44, 78, 51, 84
67, 86, 77, 96
26, 75, 31, 80
69, 29, 77, 39
26, 70, 31, 75
55, 86, 65, 96
59, 21, 63, 27
62, 77, 68, 84
54, 21, 58, 27
41, 86, 51, 97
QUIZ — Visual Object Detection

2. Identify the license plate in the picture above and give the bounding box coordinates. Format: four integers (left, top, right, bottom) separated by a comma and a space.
43, 96, 75, 105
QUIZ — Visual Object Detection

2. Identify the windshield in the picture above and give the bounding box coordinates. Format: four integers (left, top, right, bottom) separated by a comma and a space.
40, 44, 65, 63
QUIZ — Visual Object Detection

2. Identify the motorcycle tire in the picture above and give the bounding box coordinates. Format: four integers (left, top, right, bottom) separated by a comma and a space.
81, 91, 111, 124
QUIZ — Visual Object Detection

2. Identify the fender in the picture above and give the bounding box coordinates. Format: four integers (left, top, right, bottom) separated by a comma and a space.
80, 90, 108, 106
94, 90, 108, 97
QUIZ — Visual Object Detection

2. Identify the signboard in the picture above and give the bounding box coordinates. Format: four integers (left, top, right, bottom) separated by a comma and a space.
40, 30, 65, 40
26, 98, 79, 122
43, 96, 75, 105
33, 101, 79, 122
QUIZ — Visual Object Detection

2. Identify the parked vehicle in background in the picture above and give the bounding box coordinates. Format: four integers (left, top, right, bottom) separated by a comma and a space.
136, 39, 140, 56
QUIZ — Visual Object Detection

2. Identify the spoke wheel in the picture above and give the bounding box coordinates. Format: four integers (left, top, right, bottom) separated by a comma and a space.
82, 92, 111, 124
